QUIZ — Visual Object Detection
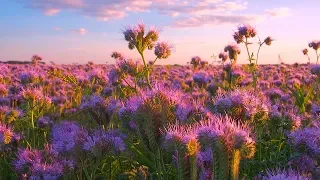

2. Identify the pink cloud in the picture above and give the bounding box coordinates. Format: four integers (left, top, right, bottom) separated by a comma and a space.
71, 28, 88, 35
44, 8, 60, 16
15, 0, 288, 28
265, 7, 291, 17
172, 14, 264, 28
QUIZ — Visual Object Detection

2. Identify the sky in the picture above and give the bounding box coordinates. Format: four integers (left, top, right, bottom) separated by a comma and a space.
0, 0, 319, 65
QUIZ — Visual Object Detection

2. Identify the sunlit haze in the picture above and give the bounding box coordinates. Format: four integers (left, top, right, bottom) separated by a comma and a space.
1, 0, 319, 65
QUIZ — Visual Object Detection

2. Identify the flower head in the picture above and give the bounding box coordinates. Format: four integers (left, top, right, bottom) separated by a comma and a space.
218, 52, 229, 62
308, 40, 320, 50
264, 36, 274, 46
302, 48, 308, 55
224, 44, 241, 61
154, 42, 173, 59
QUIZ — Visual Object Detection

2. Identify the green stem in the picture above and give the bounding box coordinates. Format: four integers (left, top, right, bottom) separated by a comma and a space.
316, 50, 319, 64
256, 41, 265, 65
189, 155, 197, 180
139, 52, 152, 89
230, 150, 241, 180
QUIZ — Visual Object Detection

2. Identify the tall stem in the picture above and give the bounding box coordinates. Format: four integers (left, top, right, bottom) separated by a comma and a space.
230, 150, 241, 180
139, 51, 152, 89
316, 49, 319, 64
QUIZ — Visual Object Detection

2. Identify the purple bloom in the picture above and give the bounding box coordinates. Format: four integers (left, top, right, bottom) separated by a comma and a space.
51, 121, 84, 153
37, 116, 53, 128
13, 145, 70, 180
83, 129, 126, 156
262, 168, 310, 180
154, 42, 173, 59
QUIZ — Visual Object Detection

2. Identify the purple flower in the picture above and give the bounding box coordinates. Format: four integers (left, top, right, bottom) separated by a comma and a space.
37, 116, 53, 128
13, 145, 70, 180
154, 42, 173, 59
51, 121, 84, 153
262, 168, 310, 180
192, 71, 211, 87
83, 129, 126, 156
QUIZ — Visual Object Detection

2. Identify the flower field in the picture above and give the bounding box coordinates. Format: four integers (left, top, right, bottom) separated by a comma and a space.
1, 23, 320, 180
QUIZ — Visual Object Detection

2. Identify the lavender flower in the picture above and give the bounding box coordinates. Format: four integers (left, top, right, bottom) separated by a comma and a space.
13, 145, 71, 180
262, 168, 310, 180
224, 44, 241, 61
154, 42, 173, 59
51, 121, 84, 153
83, 129, 126, 156
308, 40, 320, 50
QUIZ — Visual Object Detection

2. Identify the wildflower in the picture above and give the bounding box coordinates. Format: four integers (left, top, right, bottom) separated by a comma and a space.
262, 168, 310, 180
37, 116, 53, 128
264, 36, 274, 46
238, 24, 257, 38
111, 51, 125, 60
175, 102, 193, 121
13, 145, 72, 179
83, 129, 126, 156
108, 68, 121, 86
311, 64, 320, 76
154, 42, 173, 59
288, 154, 316, 173
190, 56, 201, 67
51, 121, 85, 153
218, 52, 229, 62
0, 123, 19, 148
192, 71, 211, 87
288, 126, 320, 156
302, 48, 308, 55
308, 40, 320, 50
233, 24, 257, 43
224, 44, 241, 61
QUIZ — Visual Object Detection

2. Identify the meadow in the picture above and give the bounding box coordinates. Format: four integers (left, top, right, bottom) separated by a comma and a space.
1, 23, 320, 180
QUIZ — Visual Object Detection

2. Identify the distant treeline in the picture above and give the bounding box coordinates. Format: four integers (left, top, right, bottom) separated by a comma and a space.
0, 61, 46, 64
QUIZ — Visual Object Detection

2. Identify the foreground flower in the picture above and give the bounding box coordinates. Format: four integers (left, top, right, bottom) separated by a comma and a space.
264, 36, 274, 46
83, 129, 126, 157
261, 168, 310, 180
233, 24, 257, 43
218, 52, 229, 62
224, 44, 241, 61
154, 42, 173, 59
302, 48, 308, 55
308, 40, 320, 50
13, 145, 73, 180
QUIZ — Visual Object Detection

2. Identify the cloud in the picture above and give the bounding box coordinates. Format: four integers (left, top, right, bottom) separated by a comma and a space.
54, 27, 61, 31
172, 14, 264, 28
71, 28, 88, 35
265, 7, 291, 17
44, 8, 60, 16
15, 0, 290, 28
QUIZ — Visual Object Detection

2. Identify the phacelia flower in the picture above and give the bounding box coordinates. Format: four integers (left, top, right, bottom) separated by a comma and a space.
262, 168, 310, 180
224, 44, 241, 61
218, 52, 229, 62
302, 48, 308, 55
308, 40, 320, 50
154, 42, 173, 59
264, 36, 274, 46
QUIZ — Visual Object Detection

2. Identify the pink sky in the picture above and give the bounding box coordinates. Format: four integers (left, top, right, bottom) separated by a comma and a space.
0, 0, 319, 65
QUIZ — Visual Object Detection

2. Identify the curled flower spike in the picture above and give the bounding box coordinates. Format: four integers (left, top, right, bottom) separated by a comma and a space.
154, 42, 173, 59
224, 44, 241, 61
302, 48, 308, 55
233, 24, 257, 43
31, 54, 42, 61
264, 36, 274, 46
308, 40, 320, 50
218, 52, 229, 62
111, 52, 125, 60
